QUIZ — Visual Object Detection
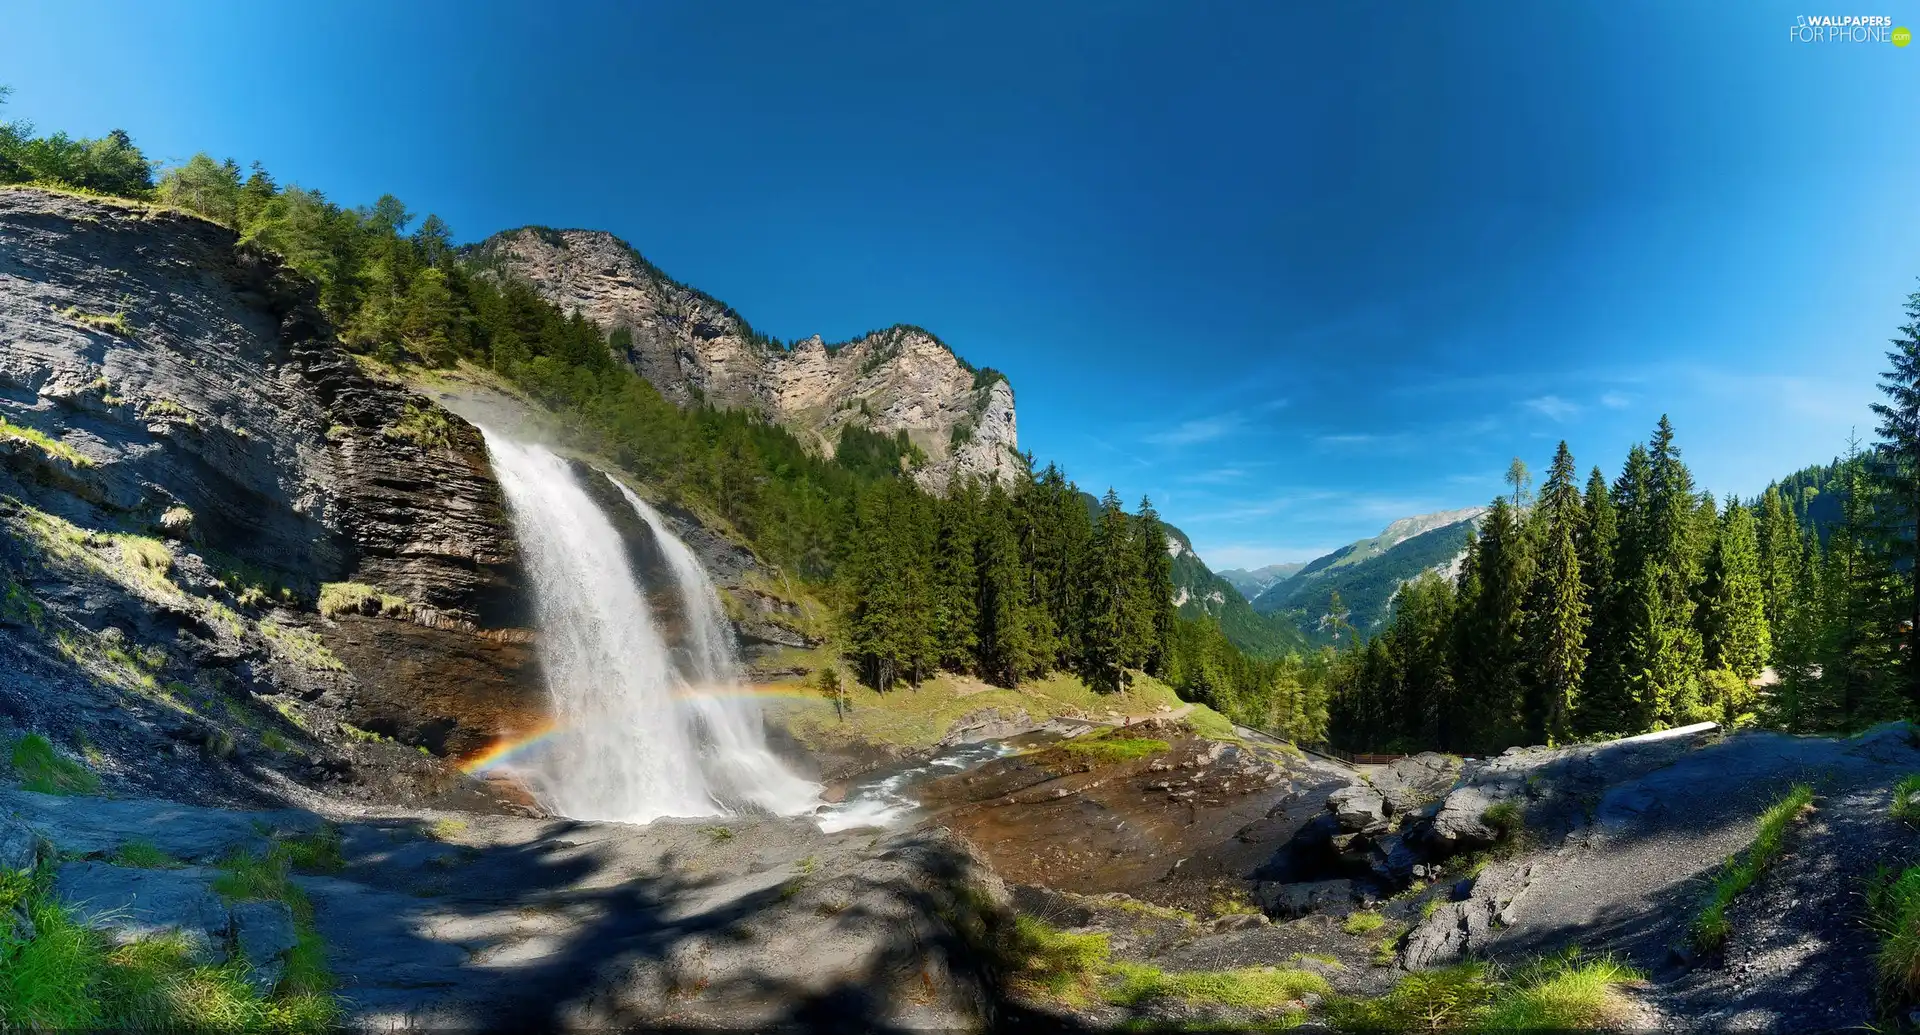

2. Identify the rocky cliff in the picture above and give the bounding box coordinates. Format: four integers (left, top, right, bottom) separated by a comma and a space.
469, 228, 1018, 491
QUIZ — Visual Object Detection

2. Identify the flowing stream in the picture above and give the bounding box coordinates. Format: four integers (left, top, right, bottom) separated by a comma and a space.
481, 430, 818, 823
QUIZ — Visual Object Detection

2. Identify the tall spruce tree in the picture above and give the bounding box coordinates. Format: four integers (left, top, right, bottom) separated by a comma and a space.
1080, 489, 1144, 692
930, 482, 982, 671
975, 481, 1040, 687
1136, 496, 1177, 676
1870, 281, 1920, 709
1456, 497, 1532, 750
1526, 442, 1588, 744
1574, 465, 1618, 734
1642, 416, 1706, 725
1701, 498, 1770, 681
1820, 443, 1899, 725
1756, 485, 1801, 658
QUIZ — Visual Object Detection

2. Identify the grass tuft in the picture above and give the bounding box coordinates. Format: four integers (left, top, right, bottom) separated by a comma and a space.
0, 414, 92, 467
316, 582, 412, 620
110, 841, 180, 870
1106, 960, 1329, 1010
1342, 910, 1386, 936
1893, 773, 1920, 824
1056, 730, 1170, 765
10, 734, 100, 795
1691, 783, 1814, 953
1326, 948, 1640, 1033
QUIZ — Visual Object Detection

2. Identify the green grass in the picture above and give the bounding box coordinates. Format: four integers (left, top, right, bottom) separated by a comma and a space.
428, 818, 468, 842
1326, 948, 1641, 1033
1867, 864, 1920, 1011
1892, 773, 1920, 824
1343, 911, 1386, 936
1107, 961, 1330, 1010
1182, 705, 1240, 742
1691, 783, 1814, 953
0, 865, 335, 1032
54, 306, 130, 335
381, 400, 456, 449
279, 830, 345, 875
1056, 730, 1171, 765
0, 414, 93, 467
1005, 915, 1112, 1005
110, 841, 180, 870
10, 734, 100, 795
316, 582, 412, 620
259, 621, 345, 672
702, 826, 735, 843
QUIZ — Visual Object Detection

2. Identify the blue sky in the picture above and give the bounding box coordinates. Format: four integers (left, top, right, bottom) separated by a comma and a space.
3, 1, 1914, 568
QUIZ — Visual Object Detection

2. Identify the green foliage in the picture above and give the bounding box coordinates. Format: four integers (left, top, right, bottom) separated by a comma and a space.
110, 842, 180, 870
0, 864, 334, 1032
1692, 784, 1814, 952
1106, 961, 1329, 1010
316, 582, 411, 619
381, 399, 455, 449
1894, 773, 1920, 823
1342, 911, 1386, 936
1326, 949, 1640, 1034
1867, 862, 1920, 1012
9, 734, 99, 795
0, 413, 92, 467
1004, 916, 1111, 1004
1055, 731, 1170, 765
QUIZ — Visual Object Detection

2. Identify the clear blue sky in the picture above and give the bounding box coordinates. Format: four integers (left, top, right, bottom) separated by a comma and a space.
3, 1, 1915, 568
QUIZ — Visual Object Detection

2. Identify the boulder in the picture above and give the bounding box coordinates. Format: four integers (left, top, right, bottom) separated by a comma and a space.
1428, 786, 1502, 852
1368, 833, 1420, 886
1370, 752, 1462, 814
231, 899, 299, 994
1327, 784, 1389, 835
1254, 878, 1355, 919
0, 814, 45, 874
53, 862, 230, 961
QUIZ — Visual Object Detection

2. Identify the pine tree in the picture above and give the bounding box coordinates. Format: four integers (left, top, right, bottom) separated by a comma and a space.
1574, 465, 1618, 734
1080, 488, 1144, 692
1871, 280, 1920, 710
1701, 498, 1770, 682
1136, 496, 1177, 676
1756, 485, 1801, 659
1642, 417, 1706, 725
975, 481, 1039, 687
1526, 442, 1587, 744
1455, 497, 1531, 750
931, 482, 981, 671
1819, 442, 1899, 725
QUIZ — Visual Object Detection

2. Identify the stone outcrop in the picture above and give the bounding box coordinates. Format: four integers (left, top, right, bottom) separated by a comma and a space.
470, 228, 1018, 491
0, 187, 539, 793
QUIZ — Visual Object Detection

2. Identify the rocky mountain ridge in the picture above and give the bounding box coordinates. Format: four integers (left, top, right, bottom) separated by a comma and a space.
1254, 507, 1485, 640
468, 227, 1018, 492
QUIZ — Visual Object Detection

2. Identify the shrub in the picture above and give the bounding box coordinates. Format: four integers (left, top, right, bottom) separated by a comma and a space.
1692, 784, 1814, 952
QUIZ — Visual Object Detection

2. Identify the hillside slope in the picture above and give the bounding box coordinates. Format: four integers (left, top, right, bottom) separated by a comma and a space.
1254, 509, 1484, 640
468, 228, 1017, 491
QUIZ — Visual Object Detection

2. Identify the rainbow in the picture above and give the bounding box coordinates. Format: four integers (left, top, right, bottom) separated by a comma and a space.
456, 685, 827, 774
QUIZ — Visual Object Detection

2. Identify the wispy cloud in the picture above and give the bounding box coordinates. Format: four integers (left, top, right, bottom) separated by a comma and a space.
1144, 413, 1242, 447
1180, 466, 1251, 485
1524, 395, 1582, 422
1599, 390, 1633, 409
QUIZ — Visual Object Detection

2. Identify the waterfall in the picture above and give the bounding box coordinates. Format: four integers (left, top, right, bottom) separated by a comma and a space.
479, 430, 818, 823
604, 475, 821, 817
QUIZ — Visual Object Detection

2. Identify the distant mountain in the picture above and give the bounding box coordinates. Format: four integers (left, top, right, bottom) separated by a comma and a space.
1217, 562, 1305, 599
1253, 507, 1486, 642
1079, 493, 1309, 658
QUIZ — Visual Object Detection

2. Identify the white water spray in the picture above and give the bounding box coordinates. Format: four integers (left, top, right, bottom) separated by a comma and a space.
480, 430, 817, 823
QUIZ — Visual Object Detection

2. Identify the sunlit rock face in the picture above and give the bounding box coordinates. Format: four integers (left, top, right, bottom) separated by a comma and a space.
472, 227, 1018, 491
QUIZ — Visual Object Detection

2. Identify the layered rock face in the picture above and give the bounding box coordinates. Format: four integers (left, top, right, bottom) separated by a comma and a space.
0, 188, 538, 785
471, 228, 1018, 490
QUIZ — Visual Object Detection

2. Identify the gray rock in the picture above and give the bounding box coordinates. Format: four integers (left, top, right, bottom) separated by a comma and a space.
1369, 833, 1420, 886
1327, 784, 1389, 835
1429, 785, 1501, 852
0, 814, 44, 874
1370, 752, 1462, 814
1254, 878, 1355, 919
53, 861, 230, 961
231, 899, 299, 994
2, 790, 320, 863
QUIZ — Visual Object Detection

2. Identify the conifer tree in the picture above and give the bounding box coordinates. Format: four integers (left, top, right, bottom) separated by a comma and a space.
1455, 497, 1531, 750
1080, 489, 1144, 692
1871, 281, 1920, 709
1641, 417, 1706, 724
1701, 498, 1770, 680
1819, 443, 1899, 724
1136, 496, 1178, 676
1574, 465, 1618, 734
1526, 442, 1587, 743
975, 481, 1039, 687
1756, 485, 1802, 657
931, 482, 981, 671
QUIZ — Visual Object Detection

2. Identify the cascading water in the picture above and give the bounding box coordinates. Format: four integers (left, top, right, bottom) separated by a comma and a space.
479, 429, 818, 823
604, 476, 821, 817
